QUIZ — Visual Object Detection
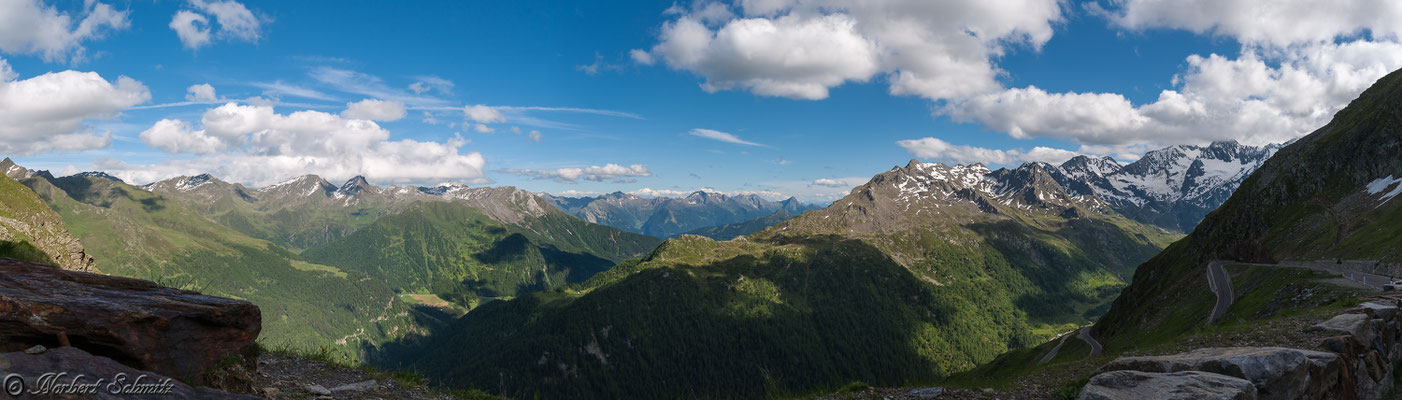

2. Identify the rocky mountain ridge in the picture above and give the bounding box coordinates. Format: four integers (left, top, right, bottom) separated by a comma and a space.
541, 190, 819, 237
0, 158, 95, 271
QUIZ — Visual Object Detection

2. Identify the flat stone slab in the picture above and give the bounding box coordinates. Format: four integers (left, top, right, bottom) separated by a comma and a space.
1098, 347, 1339, 399
1079, 370, 1257, 400
0, 258, 261, 380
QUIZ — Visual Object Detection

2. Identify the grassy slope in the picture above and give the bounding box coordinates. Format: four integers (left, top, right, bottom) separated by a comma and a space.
300, 201, 662, 308
21, 176, 433, 361
0, 172, 68, 266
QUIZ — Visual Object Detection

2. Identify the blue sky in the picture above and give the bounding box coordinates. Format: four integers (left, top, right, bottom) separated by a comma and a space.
3, 1, 1401, 203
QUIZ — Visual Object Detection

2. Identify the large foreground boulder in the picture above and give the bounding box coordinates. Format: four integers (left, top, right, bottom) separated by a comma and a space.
1079, 370, 1258, 400
0, 346, 258, 399
1095, 347, 1341, 400
0, 259, 261, 381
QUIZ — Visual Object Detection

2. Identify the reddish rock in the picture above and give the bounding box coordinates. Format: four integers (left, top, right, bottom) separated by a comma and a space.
0, 259, 261, 381
0, 346, 258, 399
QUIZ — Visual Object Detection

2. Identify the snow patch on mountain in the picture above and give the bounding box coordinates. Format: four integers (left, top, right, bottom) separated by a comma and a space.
1367, 176, 1402, 204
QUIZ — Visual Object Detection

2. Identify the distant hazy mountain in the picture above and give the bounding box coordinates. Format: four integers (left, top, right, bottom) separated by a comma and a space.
1057, 140, 1282, 232
540, 190, 818, 238
381, 156, 1178, 399
682, 210, 794, 240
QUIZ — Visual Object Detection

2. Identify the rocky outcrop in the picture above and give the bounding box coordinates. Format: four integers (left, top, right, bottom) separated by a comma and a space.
0, 346, 259, 399
1080, 370, 1258, 400
1080, 294, 1402, 400
0, 162, 96, 272
0, 258, 261, 381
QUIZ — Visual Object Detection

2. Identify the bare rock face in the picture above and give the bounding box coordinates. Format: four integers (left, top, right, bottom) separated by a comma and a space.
1079, 370, 1258, 400
0, 259, 261, 381
0, 346, 258, 399
1096, 347, 1340, 400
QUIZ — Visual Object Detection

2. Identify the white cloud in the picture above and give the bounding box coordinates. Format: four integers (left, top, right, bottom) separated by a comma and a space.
464, 104, 507, 123
0, 0, 129, 63
637, 0, 1062, 100
310, 67, 448, 106
407, 76, 453, 95
501, 163, 651, 184
689, 128, 764, 146
186, 83, 218, 102
169, 10, 211, 49
1097, 0, 1402, 47
139, 119, 224, 154
170, 0, 264, 50
473, 123, 495, 133
251, 81, 340, 101
629, 49, 655, 65
341, 99, 406, 121
509, 126, 522, 134
943, 39, 1402, 147
896, 137, 1080, 166
118, 102, 486, 186
528, 130, 542, 142
0, 58, 150, 155
811, 178, 847, 188
629, 188, 694, 197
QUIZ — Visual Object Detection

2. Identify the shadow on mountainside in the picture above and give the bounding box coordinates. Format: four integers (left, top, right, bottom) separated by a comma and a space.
360, 237, 970, 399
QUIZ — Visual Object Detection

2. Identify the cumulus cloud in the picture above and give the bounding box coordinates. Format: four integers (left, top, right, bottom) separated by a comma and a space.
1096, 0, 1402, 47
464, 104, 506, 123
0, 58, 150, 155
635, 0, 1061, 100
472, 124, 495, 133
689, 128, 764, 146
121, 102, 486, 186
896, 137, 1080, 166
811, 178, 847, 188
501, 163, 651, 184
186, 83, 218, 102
943, 39, 1402, 147
528, 130, 542, 142
0, 0, 129, 63
139, 119, 224, 154
170, 0, 265, 50
341, 99, 406, 121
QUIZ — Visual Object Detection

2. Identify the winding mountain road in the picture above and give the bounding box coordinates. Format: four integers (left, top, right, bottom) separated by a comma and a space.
1078, 327, 1103, 357
1207, 260, 1395, 322
1207, 261, 1234, 322
1036, 333, 1072, 364
1037, 326, 1103, 364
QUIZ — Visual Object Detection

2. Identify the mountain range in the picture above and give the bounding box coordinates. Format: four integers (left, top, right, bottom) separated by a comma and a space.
0, 164, 660, 363
540, 190, 819, 238
372, 149, 1186, 397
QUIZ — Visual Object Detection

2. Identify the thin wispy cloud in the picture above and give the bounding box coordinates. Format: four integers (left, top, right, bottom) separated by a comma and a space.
689, 129, 766, 147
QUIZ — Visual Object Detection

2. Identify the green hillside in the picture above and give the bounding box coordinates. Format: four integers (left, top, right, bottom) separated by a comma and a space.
301, 201, 662, 308
17, 175, 434, 361
682, 210, 794, 240
370, 161, 1178, 399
